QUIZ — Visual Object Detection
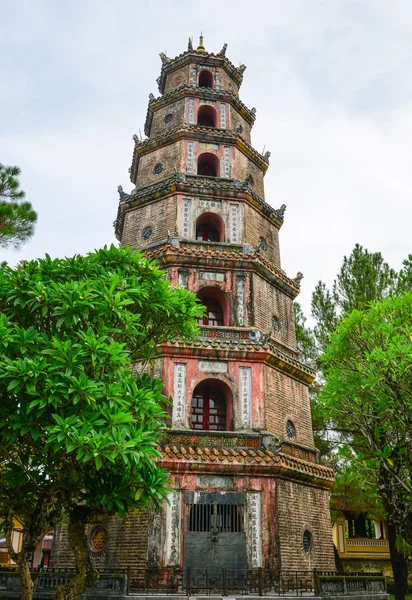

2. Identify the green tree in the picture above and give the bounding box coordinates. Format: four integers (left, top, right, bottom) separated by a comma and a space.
311, 244, 408, 351
320, 293, 412, 600
0, 245, 203, 600
0, 164, 37, 249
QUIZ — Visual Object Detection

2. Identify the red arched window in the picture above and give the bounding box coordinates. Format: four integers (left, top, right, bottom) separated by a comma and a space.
196, 223, 219, 242
197, 105, 217, 127
191, 385, 226, 431
196, 212, 225, 242
198, 153, 219, 177
197, 297, 224, 326
199, 70, 214, 88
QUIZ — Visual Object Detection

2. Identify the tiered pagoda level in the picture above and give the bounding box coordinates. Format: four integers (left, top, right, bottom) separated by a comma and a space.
52, 38, 335, 579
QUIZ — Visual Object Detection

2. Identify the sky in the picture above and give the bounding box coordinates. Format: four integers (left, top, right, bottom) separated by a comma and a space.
1, 0, 411, 318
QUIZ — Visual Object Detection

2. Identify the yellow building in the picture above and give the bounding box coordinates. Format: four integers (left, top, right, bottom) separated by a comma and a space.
333, 511, 391, 574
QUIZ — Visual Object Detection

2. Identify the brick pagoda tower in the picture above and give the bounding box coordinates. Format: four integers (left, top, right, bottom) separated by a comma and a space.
112, 37, 335, 579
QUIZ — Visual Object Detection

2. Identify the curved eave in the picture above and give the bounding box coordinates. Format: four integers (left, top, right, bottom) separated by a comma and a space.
157, 339, 315, 385
130, 125, 269, 184
144, 85, 255, 136
159, 449, 334, 489
115, 174, 284, 240
158, 51, 245, 94
145, 243, 301, 300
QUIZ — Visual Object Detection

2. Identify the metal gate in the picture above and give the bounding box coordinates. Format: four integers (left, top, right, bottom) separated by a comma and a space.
183, 492, 246, 588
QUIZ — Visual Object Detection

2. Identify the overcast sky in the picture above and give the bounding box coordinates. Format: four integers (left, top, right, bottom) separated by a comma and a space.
1, 0, 411, 318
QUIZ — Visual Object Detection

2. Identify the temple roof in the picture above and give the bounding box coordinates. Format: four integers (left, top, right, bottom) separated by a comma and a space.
157, 39, 246, 94
160, 445, 334, 488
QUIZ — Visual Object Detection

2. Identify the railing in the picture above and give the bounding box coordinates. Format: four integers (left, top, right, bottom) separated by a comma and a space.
128, 568, 315, 596
346, 539, 389, 547
315, 571, 386, 596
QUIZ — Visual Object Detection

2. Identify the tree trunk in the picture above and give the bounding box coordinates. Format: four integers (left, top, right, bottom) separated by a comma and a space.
3, 517, 34, 600
54, 514, 99, 600
388, 521, 408, 600
17, 556, 34, 600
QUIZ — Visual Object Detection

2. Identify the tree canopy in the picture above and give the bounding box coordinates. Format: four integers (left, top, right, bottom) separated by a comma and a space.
319, 292, 412, 546
0, 245, 203, 600
0, 164, 37, 249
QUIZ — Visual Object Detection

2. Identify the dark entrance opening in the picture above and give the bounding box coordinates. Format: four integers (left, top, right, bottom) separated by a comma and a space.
184, 491, 247, 586
199, 70, 214, 88
197, 153, 219, 177
191, 385, 227, 431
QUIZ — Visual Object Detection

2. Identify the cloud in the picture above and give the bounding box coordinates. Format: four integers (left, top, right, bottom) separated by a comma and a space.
1, 0, 411, 318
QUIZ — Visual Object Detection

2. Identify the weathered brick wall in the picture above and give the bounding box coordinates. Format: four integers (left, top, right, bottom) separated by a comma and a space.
244, 204, 280, 265
276, 480, 335, 570
164, 64, 191, 94
233, 150, 265, 199
229, 106, 252, 143
136, 140, 183, 187
149, 100, 186, 137
121, 196, 176, 249
264, 365, 314, 447
251, 274, 295, 346
50, 512, 150, 580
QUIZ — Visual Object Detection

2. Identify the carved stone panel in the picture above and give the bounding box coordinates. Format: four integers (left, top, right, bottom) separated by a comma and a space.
239, 367, 252, 428
178, 270, 189, 288
182, 198, 192, 238
236, 275, 246, 326
229, 204, 240, 243
188, 98, 195, 124
165, 491, 181, 566
198, 360, 228, 373
186, 141, 194, 173
223, 146, 231, 178
172, 363, 187, 427
220, 103, 226, 128
246, 492, 262, 567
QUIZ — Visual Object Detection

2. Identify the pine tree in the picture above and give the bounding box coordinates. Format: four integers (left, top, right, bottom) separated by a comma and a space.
0, 164, 37, 249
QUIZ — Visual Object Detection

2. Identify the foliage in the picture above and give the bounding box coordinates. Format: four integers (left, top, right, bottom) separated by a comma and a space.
0, 164, 37, 249
0, 245, 203, 599
319, 293, 412, 546
311, 244, 411, 351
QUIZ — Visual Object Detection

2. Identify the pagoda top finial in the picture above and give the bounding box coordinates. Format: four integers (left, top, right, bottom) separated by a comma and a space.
197, 33, 205, 53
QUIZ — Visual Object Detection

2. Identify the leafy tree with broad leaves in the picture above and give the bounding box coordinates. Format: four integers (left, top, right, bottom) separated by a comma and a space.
0, 164, 37, 249
0, 245, 203, 600
295, 246, 412, 599
319, 293, 412, 600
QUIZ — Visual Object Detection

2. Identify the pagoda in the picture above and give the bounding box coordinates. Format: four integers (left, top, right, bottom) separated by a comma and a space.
113, 36, 335, 577
52, 37, 336, 582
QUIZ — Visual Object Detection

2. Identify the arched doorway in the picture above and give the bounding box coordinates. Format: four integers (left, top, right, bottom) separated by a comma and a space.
196, 212, 225, 242
191, 384, 227, 431
198, 70, 214, 88
197, 105, 217, 127
197, 153, 219, 177
197, 287, 229, 327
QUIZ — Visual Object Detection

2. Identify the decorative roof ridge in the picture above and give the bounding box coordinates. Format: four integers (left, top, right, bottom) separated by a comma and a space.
144, 84, 255, 135
157, 50, 245, 94
159, 444, 334, 481
158, 336, 315, 378
131, 124, 268, 172
144, 242, 299, 291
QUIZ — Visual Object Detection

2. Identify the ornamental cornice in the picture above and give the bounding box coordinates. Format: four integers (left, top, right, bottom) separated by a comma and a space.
157, 51, 245, 94
130, 124, 268, 183
144, 84, 255, 136
116, 174, 283, 240
145, 242, 301, 299
159, 445, 334, 489
157, 339, 315, 385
